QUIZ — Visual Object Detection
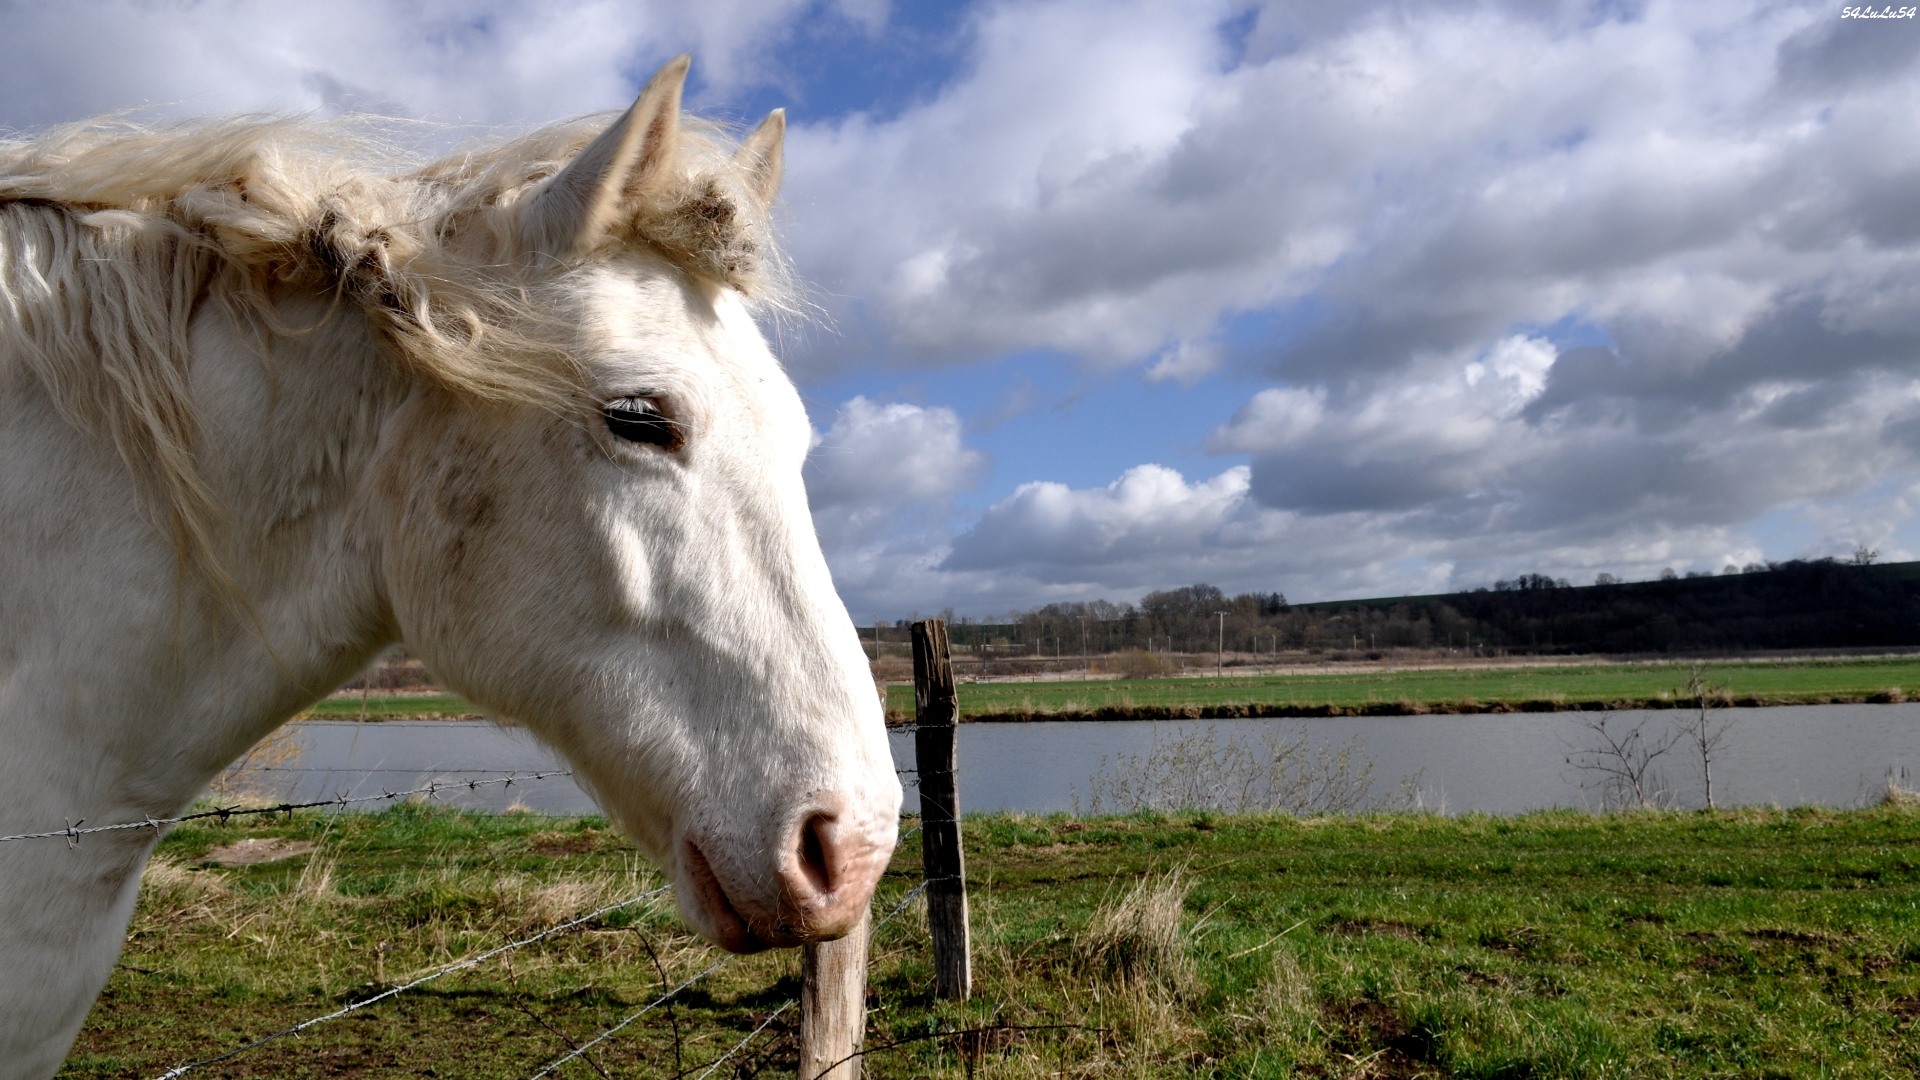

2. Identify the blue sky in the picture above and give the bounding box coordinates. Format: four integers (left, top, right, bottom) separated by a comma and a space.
5, 1, 1920, 621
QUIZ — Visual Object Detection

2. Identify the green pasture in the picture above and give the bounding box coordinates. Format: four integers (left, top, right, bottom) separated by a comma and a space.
300, 692, 480, 720
63, 801, 1920, 1077
885, 656, 1920, 720
301, 657, 1920, 723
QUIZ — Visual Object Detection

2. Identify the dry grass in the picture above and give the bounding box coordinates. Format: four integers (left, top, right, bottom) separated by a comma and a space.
1228, 946, 1319, 1054
1076, 866, 1192, 994
1882, 767, 1920, 808
75, 805, 1920, 1078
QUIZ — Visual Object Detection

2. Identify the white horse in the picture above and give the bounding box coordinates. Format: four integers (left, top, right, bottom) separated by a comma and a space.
0, 57, 900, 1076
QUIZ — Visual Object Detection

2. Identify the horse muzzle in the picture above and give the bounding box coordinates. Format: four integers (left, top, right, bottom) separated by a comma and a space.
679, 793, 897, 952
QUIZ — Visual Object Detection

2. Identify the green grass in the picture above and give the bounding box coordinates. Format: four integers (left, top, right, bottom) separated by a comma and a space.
63, 801, 1920, 1077
304, 657, 1920, 723
299, 692, 480, 720
884, 656, 1920, 721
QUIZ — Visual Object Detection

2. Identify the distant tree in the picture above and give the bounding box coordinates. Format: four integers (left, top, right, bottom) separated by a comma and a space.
1852, 545, 1881, 566
1741, 563, 1766, 574
1679, 665, 1734, 810
1595, 572, 1619, 586
1659, 567, 1678, 581
1565, 714, 1683, 810
1140, 584, 1227, 620
1721, 565, 1739, 575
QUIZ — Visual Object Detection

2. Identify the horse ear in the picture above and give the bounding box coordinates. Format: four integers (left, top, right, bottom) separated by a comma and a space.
519, 54, 690, 260
734, 108, 785, 209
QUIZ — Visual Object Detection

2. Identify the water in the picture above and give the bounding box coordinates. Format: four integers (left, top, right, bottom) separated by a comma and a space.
242, 705, 1920, 817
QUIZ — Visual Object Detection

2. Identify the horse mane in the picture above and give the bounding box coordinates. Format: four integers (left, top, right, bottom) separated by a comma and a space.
0, 111, 790, 587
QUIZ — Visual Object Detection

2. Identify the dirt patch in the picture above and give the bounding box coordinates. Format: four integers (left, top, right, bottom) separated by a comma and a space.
1327, 917, 1428, 941
1311, 998, 1427, 1079
951, 1024, 1026, 1060
1456, 964, 1515, 989
1744, 927, 1839, 946
526, 831, 605, 857
1015, 843, 1087, 858
1477, 925, 1542, 956
202, 838, 316, 867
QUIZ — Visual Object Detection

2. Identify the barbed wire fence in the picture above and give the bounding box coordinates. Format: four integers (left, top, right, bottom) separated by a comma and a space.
19, 618, 972, 1078
0, 770, 575, 846
148, 823, 935, 1078
13, 768, 949, 1077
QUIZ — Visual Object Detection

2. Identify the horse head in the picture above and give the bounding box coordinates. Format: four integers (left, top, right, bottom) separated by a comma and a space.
360, 58, 899, 950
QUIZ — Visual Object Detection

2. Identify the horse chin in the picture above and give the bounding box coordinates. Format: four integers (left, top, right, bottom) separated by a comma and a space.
678, 838, 783, 953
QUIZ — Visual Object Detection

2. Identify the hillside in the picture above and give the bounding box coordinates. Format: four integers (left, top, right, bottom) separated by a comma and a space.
1295, 558, 1920, 656
907, 559, 1920, 662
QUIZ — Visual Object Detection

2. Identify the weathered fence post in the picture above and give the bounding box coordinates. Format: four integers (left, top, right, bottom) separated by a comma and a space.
799, 909, 871, 1079
912, 619, 971, 1000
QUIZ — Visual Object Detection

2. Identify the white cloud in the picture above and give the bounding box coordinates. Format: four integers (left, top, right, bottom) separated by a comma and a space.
946, 464, 1253, 576
1144, 340, 1221, 385
781, 0, 1256, 372
777, 0, 1920, 611
13, 0, 1920, 614
0, 0, 830, 131
805, 394, 984, 548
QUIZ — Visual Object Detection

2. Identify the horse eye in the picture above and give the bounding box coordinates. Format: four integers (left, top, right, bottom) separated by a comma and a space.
602, 396, 684, 450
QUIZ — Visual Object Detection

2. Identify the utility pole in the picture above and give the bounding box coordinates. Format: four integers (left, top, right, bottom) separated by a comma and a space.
1215, 611, 1228, 677
1079, 616, 1089, 670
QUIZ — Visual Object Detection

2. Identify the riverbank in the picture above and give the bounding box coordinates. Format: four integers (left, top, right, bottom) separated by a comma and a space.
882, 655, 1920, 723
307, 656, 1920, 724
64, 801, 1920, 1076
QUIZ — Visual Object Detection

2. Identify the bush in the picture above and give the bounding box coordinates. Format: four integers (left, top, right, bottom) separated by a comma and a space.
1111, 649, 1173, 679
1080, 725, 1375, 814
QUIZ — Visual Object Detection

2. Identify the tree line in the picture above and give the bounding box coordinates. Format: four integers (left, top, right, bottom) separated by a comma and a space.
878, 557, 1920, 661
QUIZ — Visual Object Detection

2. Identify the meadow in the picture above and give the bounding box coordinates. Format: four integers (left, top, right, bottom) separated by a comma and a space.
303, 656, 1920, 725
881, 656, 1920, 722
62, 800, 1920, 1077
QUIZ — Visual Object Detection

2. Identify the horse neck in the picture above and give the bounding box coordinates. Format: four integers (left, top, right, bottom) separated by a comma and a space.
0, 278, 412, 1070
0, 285, 406, 831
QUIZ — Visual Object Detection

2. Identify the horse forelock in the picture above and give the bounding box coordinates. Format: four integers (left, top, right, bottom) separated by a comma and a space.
0, 110, 793, 584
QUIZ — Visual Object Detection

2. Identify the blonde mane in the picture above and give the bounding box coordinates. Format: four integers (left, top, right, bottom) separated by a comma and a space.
0, 111, 789, 584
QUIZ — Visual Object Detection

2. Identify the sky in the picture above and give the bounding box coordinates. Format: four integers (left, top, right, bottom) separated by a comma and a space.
4, 1, 1920, 622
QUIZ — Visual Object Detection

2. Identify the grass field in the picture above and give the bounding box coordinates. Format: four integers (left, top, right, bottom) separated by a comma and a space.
307, 656, 1920, 725
882, 656, 1920, 722
302, 692, 481, 720
61, 800, 1920, 1077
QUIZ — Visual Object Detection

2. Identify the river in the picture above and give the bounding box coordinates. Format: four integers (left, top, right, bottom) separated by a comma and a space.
231, 704, 1920, 817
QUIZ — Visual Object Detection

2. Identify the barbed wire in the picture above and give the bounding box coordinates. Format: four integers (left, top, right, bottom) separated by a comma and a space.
0, 771, 573, 846
876, 880, 931, 929
153, 883, 672, 1079
126, 778, 932, 1078
528, 861, 932, 1080
526, 954, 734, 1079
686, 999, 796, 1080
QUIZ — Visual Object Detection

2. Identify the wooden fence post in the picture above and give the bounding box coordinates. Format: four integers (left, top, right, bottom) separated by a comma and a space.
912, 619, 971, 1000
799, 909, 871, 1080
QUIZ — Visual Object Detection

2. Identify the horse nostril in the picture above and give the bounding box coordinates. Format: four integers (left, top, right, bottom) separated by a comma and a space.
795, 812, 836, 897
